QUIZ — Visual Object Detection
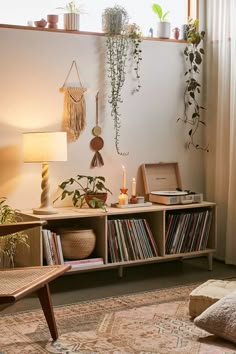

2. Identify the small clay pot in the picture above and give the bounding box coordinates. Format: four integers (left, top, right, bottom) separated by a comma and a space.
34, 19, 47, 28
47, 14, 59, 29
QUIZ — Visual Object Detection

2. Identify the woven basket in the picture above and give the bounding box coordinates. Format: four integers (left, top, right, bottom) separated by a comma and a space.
59, 228, 96, 260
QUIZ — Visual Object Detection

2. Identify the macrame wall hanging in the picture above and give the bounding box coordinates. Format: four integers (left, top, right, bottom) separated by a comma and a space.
90, 92, 104, 168
60, 60, 87, 141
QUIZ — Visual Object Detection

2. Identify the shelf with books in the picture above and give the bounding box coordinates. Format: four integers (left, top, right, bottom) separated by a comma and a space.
19, 201, 216, 274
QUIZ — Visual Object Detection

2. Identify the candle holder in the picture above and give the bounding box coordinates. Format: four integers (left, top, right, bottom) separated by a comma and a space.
130, 195, 137, 204
118, 188, 128, 206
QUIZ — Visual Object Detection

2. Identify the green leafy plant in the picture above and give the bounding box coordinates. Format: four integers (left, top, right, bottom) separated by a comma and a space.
54, 175, 112, 210
0, 197, 28, 267
178, 18, 208, 151
152, 3, 170, 21
103, 6, 143, 155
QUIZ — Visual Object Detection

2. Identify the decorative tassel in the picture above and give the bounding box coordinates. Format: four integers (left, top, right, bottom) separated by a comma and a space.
90, 151, 104, 168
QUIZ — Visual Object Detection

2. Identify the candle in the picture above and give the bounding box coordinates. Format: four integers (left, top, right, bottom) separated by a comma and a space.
118, 192, 128, 205
131, 178, 136, 196
122, 165, 126, 189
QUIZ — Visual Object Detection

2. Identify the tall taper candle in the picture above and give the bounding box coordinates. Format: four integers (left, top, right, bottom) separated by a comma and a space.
131, 177, 136, 196
122, 165, 126, 189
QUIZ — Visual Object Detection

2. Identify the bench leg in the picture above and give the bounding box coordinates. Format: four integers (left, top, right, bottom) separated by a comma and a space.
37, 284, 58, 340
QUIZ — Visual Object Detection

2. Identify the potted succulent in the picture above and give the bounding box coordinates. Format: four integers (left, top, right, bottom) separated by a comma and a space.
54, 175, 112, 210
177, 18, 208, 151
57, 0, 85, 31
152, 3, 170, 39
103, 6, 143, 155
0, 197, 28, 268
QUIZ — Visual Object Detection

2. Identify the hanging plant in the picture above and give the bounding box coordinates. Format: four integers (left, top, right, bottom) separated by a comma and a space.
127, 23, 142, 94
178, 18, 208, 151
103, 6, 143, 155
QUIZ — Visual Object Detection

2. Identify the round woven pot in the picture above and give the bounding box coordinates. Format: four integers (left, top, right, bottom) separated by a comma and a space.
59, 228, 96, 260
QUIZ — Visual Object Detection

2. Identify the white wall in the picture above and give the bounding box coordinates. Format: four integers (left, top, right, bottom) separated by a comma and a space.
0, 27, 205, 210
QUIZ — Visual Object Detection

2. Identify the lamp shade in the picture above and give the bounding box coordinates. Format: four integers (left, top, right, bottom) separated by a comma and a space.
23, 132, 67, 162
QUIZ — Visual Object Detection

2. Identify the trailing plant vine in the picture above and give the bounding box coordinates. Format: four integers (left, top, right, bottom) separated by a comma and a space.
178, 18, 209, 151
106, 34, 129, 155
103, 6, 143, 155
128, 24, 142, 94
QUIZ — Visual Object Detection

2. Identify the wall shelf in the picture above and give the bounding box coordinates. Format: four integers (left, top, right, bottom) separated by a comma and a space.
0, 23, 187, 43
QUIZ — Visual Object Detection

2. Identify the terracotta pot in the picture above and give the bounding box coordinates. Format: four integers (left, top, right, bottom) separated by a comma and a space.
34, 19, 47, 28
85, 193, 108, 208
47, 14, 59, 29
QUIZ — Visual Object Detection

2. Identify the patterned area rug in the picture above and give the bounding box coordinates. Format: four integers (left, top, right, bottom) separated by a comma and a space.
0, 284, 236, 354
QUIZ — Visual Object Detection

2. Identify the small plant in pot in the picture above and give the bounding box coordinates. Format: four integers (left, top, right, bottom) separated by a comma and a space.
0, 197, 29, 268
152, 3, 170, 39
54, 175, 112, 210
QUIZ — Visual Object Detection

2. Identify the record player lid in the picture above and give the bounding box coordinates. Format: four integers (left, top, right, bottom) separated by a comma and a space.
141, 162, 182, 194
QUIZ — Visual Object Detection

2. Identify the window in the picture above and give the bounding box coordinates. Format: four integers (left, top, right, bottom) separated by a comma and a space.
0, 0, 197, 37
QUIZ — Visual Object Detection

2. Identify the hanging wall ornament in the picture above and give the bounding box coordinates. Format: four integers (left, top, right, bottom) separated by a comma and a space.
60, 60, 87, 141
90, 92, 104, 168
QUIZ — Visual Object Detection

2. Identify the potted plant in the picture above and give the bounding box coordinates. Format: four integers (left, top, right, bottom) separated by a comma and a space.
177, 18, 208, 151
54, 175, 112, 210
0, 197, 28, 267
152, 3, 170, 39
57, 0, 85, 31
102, 5, 128, 35
103, 6, 143, 155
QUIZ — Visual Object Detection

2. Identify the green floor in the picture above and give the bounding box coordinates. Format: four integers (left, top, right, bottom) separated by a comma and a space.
1, 257, 236, 315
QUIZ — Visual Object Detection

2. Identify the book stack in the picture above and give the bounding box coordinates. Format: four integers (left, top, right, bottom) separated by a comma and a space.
42, 229, 104, 269
107, 218, 159, 262
165, 208, 213, 254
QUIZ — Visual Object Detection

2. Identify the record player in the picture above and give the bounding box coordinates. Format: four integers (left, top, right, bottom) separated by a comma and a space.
141, 162, 203, 205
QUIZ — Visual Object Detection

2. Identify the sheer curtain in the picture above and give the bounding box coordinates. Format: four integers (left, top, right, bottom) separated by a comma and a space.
205, 0, 236, 264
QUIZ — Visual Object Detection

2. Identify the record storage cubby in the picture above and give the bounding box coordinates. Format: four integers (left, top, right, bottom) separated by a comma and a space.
18, 201, 216, 276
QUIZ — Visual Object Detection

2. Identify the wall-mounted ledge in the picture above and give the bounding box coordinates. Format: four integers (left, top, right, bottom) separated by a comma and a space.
0, 23, 187, 43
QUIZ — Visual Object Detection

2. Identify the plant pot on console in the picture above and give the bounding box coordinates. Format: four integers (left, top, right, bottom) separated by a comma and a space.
54, 174, 112, 211
85, 193, 108, 209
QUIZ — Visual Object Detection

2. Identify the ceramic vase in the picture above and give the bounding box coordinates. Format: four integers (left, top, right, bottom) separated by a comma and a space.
157, 22, 171, 39
64, 13, 80, 31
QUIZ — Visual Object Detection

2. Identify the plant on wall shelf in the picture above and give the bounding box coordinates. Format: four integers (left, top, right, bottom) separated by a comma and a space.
103, 5, 143, 155
151, 3, 171, 39
178, 18, 208, 151
0, 197, 28, 267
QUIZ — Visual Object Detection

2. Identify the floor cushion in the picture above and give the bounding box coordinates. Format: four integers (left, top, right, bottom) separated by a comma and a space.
194, 288, 236, 344
189, 279, 236, 317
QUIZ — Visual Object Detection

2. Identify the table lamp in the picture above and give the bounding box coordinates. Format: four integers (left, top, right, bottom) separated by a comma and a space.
23, 132, 68, 215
